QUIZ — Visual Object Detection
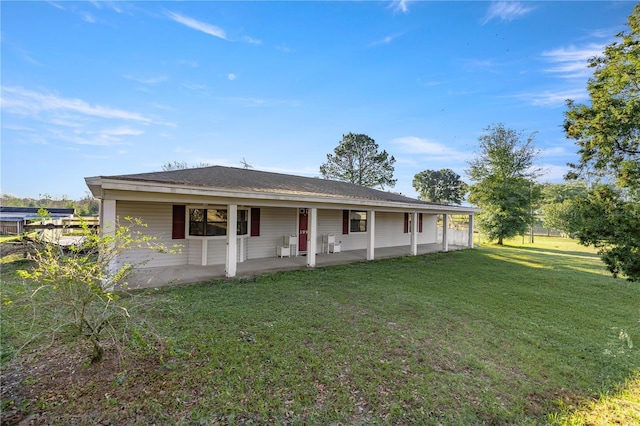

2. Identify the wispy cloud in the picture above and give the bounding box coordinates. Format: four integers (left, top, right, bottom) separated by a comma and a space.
541, 44, 603, 79
228, 73, 237, 81
165, 10, 227, 40
512, 88, 588, 108
390, 0, 411, 14
370, 34, 400, 46
81, 12, 96, 23
2, 86, 154, 123
482, 1, 535, 25
242, 35, 262, 45
0, 86, 174, 148
392, 136, 469, 161
123, 74, 168, 85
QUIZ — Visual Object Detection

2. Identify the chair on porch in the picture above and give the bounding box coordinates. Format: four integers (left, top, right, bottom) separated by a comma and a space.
277, 234, 297, 258
327, 234, 341, 254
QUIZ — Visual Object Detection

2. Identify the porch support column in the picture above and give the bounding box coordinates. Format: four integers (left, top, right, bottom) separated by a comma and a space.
468, 214, 475, 248
226, 204, 238, 278
307, 208, 317, 268
101, 199, 117, 289
411, 212, 418, 256
101, 199, 116, 238
442, 214, 449, 252
367, 210, 375, 260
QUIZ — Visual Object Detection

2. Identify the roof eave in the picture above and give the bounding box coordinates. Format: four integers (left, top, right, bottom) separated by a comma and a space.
88, 177, 480, 214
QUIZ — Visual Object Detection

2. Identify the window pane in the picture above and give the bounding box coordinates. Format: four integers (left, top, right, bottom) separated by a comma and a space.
189, 208, 205, 236
350, 211, 367, 232
207, 209, 227, 236
237, 210, 248, 235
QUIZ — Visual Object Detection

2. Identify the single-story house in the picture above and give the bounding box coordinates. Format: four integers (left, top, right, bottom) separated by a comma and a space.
0, 207, 75, 235
85, 166, 479, 288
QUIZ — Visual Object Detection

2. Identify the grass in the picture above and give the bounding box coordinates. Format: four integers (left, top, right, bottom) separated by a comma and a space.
1, 236, 639, 424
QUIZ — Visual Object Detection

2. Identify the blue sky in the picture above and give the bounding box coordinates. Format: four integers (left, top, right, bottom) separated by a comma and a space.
1, 1, 636, 200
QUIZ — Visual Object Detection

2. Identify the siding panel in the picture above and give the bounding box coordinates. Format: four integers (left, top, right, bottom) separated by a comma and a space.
116, 201, 189, 268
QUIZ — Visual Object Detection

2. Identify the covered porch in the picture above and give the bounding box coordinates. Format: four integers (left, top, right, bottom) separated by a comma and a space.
128, 242, 468, 289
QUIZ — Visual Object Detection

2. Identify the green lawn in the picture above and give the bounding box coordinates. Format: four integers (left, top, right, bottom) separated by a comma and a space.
1, 237, 638, 425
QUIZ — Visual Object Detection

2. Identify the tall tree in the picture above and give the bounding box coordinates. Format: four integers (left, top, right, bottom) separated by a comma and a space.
320, 133, 396, 189
563, 4, 640, 281
412, 168, 467, 204
467, 123, 540, 245
539, 182, 588, 235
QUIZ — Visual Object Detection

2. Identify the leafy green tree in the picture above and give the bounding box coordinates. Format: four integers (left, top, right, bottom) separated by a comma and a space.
412, 168, 467, 204
566, 185, 640, 280
467, 123, 540, 245
320, 133, 396, 189
14, 218, 171, 362
563, 5, 640, 280
539, 182, 588, 234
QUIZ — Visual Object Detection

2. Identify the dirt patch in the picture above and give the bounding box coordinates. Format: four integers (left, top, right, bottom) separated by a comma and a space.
1, 342, 164, 425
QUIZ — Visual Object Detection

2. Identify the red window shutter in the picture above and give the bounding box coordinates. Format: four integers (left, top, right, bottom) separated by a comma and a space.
172, 205, 186, 239
250, 208, 260, 237
419, 213, 423, 233
403, 213, 409, 233
342, 210, 349, 234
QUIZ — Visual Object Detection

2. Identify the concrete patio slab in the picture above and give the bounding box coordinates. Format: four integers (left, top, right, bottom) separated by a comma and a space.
128, 243, 467, 289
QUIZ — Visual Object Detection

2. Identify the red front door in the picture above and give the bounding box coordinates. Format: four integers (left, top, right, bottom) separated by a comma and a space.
298, 210, 308, 252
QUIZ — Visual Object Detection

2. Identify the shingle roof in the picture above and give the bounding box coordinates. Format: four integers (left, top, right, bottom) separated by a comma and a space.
104, 165, 439, 205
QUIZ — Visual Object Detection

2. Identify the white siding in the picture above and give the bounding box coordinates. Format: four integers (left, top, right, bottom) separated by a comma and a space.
206, 238, 227, 265
418, 214, 438, 244
247, 207, 298, 259
116, 201, 189, 268
374, 212, 411, 248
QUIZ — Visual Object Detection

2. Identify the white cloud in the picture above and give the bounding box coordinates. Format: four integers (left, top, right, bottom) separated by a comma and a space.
1, 86, 154, 123
165, 11, 227, 40
390, 0, 411, 14
513, 88, 588, 107
538, 164, 569, 182
370, 34, 398, 46
482, 1, 535, 25
123, 74, 168, 85
81, 12, 96, 23
228, 73, 237, 81
541, 44, 604, 79
392, 136, 471, 162
242, 35, 262, 45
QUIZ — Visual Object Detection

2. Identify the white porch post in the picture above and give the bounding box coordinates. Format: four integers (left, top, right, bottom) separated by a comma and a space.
468, 214, 475, 248
226, 204, 238, 278
101, 199, 116, 238
101, 199, 117, 289
411, 212, 418, 256
367, 210, 375, 260
307, 208, 317, 267
442, 214, 449, 252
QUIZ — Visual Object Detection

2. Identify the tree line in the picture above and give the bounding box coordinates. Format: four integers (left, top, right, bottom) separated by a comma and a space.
1, 193, 99, 216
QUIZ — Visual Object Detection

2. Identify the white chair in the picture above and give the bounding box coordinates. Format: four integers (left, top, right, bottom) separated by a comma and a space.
277, 235, 297, 258
327, 234, 341, 254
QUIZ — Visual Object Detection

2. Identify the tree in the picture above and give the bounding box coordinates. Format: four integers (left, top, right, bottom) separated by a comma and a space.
14, 217, 171, 362
412, 168, 467, 204
467, 123, 540, 245
563, 4, 640, 281
319, 133, 396, 189
539, 182, 588, 235
161, 161, 211, 171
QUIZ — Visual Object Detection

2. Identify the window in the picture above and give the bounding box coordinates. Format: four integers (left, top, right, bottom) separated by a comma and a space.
188, 208, 248, 237
350, 211, 367, 233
